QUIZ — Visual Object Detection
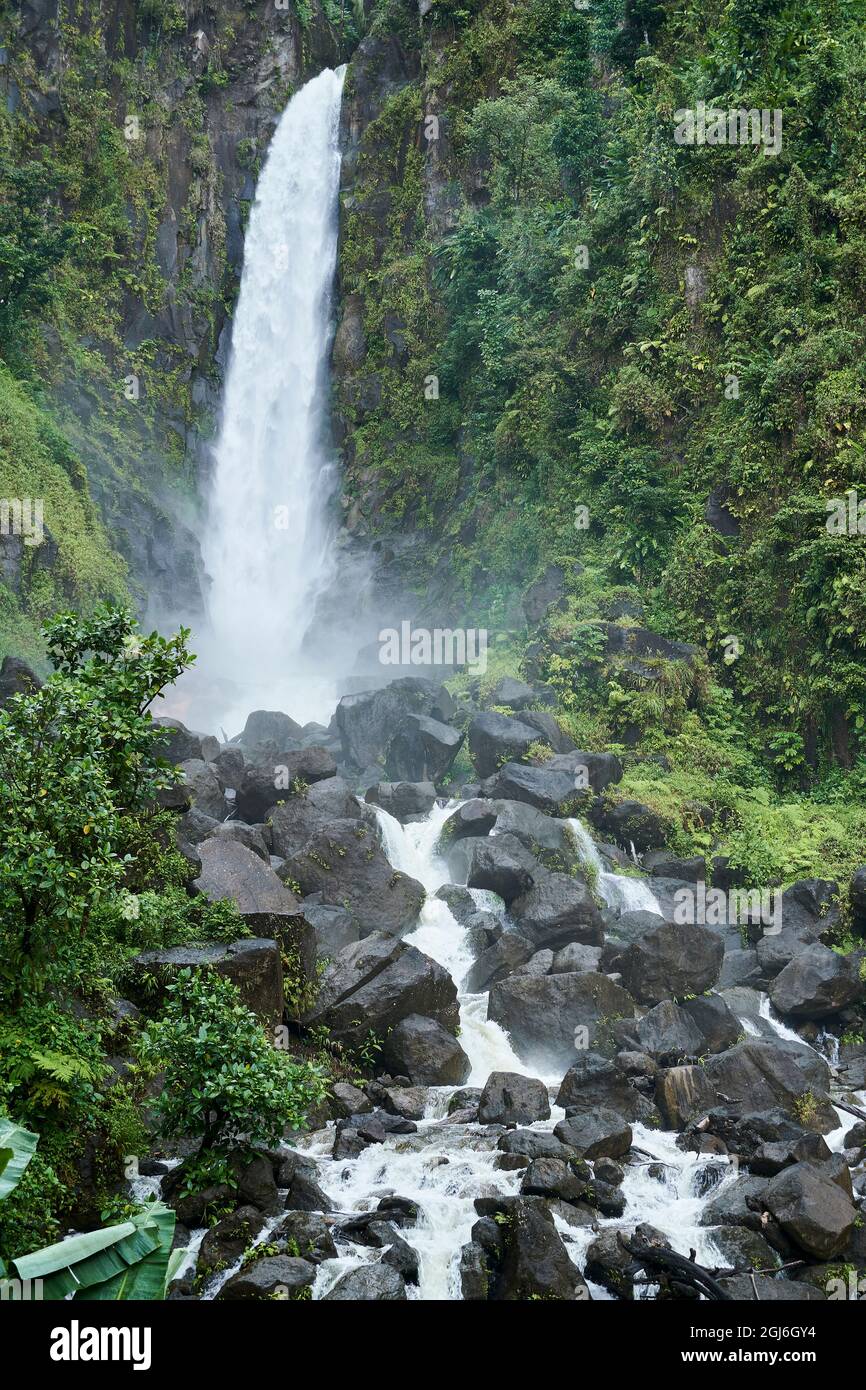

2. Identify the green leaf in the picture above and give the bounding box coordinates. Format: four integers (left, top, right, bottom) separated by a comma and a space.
0, 1118, 38, 1199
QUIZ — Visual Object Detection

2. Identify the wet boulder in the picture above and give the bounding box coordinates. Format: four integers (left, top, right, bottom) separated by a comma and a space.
551, 943, 602, 974
178, 759, 226, 819
268, 777, 363, 857
764, 1161, 857, 1260
468, 712, 549, 778
365, 780, 437, 824
588, 799, 668, 853
488, 800, 583, 873
553, 1109, 632, 1160
303, 933, 459, 1049
153, 716, 203, 764
197, 1206, 267, 1278
617, 920, 724, 1003
680, 992, 742, 1053
239, 709, 305, 756
236, 747, 337, 822
381, 1013, 471, 1087
769, 943, 864, 1020
478, 1071, 550, 1126
205, 820, 270, 863
492, 1198, 590, 1301
272, 1212, 338, 1265
460, 834, 537, 904
217, 1255, 315, 1300
384, 713, 464, 783
520, 1157, 586, 1203
282, 819, 425, 937
488, 750, 622, 812
489, 974, 635, 1075
434, 883, 481, 925
655, 1064, 717, 1130
628, 1000, 706, 1065
556, 1053, 646, 1121
335, 678, 454, 770
509, 873, 604, 949
703, 1040, 838, 1133
323, 1264, 408, 1300
302, 899, 359, 962
439, 799, 498, 844
462, 931, 535, 993
497, 1131, 578, 1167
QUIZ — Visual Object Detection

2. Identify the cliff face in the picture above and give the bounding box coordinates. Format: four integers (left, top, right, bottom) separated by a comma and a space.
330, 0, 866, 772
0, 0, 353, 654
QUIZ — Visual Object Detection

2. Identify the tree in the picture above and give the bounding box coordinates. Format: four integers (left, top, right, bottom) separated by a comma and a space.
0, 605, 192, 1000
137, 971, 328, 1153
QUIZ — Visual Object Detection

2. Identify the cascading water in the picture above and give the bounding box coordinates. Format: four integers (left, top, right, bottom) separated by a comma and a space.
193, 68, 348, 733
251, 805, 745, 1301
566, 817, 664, 917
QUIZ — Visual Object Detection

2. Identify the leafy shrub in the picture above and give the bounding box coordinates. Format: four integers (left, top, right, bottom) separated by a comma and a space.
138, 970, 329, 1152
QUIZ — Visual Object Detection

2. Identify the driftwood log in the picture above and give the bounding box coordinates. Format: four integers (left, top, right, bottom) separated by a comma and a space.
623, 1237, 734, 1301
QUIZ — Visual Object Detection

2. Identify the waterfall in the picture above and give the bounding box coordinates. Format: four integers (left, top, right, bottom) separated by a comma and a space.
195, 67, 347, 733
566, 817, 664, 917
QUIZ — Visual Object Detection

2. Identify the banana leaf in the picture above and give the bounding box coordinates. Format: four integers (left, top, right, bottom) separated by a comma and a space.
0, 1119, 38, 1199
14, 1202, 179, 1301
74, 1204, 180, 1302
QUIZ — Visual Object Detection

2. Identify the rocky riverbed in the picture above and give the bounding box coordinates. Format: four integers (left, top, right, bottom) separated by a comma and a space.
106, 670, 866, 1302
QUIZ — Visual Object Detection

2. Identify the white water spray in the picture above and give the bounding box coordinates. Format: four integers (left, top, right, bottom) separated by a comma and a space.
196, 68, 347, 732
567, 817, 664, 917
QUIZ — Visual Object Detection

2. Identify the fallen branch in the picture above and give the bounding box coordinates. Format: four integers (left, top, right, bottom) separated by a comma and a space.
623, 1238, 734, 1301
831, 1096, 866, 1126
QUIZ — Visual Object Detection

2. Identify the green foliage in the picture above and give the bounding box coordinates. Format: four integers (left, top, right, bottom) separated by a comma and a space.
138, 970, 329, 1151
0, 606, 191, 1000
0, 1117, 37, 1199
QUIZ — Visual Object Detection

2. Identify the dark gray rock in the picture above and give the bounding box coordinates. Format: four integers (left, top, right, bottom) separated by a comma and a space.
153, 717, 204, 765
304, 933, 459, 1049
283, 819, 425, 938
197, 1206, 267, 1277
178, 758, 226, 819
237, 748, 337, 822
217, 1255, 315, 1300
556, 1054, 646, 1121
385, 713, 464, 783
268, 777, 362, 857
489, 974, 636, 1074
478, 1071, 550, 1126
365, 780, 437, 823
618, 920, 724, 1003
323, 1264, 408, 1300
335, 678, 454, 769
462, 931, 535, 993
239, 709, 305, 755
468, 712, 548, 778
381, 1013, 471, 1086
764, 1162, 857, 1259
129, 938, 283, 1024
553, 1109, 632, 1160
769, 943, 864, 1020
703, 1040, 838, 1133
462, 833, 537, 904
510, 873, 604, 950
